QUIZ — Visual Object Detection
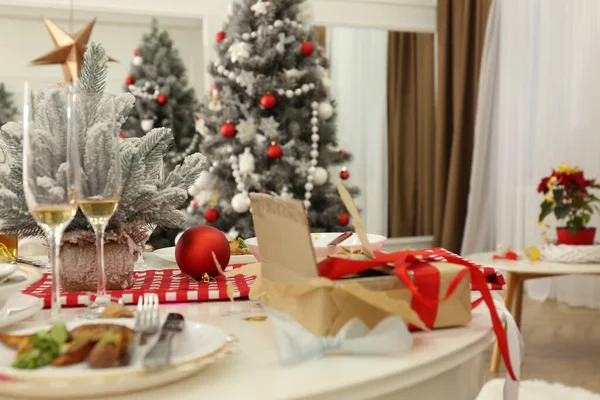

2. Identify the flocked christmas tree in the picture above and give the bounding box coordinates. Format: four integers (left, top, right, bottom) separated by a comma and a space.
186, 0, 358, 239
122, 18, 200, 170
0, 83, 17, 127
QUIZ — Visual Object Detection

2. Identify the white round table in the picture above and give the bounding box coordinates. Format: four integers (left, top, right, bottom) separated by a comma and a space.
1, 253, 497, 400
467, 252, 600, 373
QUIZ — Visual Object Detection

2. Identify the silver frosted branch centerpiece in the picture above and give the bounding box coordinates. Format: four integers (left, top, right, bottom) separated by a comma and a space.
0, 43, 207, 291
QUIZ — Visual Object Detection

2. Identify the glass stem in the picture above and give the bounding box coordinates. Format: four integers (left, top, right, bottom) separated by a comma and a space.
93, 223, 107, 301
47, 227, 64, 322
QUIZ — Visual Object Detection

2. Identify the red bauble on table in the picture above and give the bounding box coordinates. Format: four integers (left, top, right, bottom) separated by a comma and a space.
216, 31, 226, 43
133, 49, 140, 56
204, 208, 219, 223
301, 41, 314, 56
260, 93, 277, 109
337, 213, 350, 226
267, 142, 283, 159
175, 226, 231, 280
157, 94, 168, 105
220, 122, 236, 137
340, 168, 350, 180
125, 76, 135, 85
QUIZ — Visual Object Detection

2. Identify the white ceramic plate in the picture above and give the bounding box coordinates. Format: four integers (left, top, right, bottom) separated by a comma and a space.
153, 247, 256, 266
0, 264, 43, 303
0, 293, 43, 329
245, 232, 388, 260
0, 318, 234, 398
0, 263, 18, 280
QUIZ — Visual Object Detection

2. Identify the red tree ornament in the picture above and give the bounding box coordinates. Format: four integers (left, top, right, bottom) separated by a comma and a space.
175, 226, 231, 280
260, 93, 277, 109
340, 168, 350, 180
204, 208, 219, 223
119, 132, 126, 139
339, 149, 348, 157
216, 31, 226, 43
337, 213, 350, 226
133, 49, 140, 56
301, 41, 314, 56
125, 76, 135, 85
267, 142, 283, 159
191, 200, 199, 208
220, 122, 236, 137
157, 94, 168, 104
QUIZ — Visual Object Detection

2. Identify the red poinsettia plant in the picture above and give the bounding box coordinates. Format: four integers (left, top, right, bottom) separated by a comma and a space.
537, 164, 600, 235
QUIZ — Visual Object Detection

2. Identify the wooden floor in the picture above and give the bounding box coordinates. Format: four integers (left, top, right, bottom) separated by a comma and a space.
483, 296, 600, 393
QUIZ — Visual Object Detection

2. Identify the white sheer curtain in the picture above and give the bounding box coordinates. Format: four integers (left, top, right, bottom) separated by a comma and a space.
462, 0, 600, 308
326, 27, 388, 236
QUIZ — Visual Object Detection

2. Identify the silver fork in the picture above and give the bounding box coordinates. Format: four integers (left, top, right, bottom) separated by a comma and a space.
124, 293, 160, 365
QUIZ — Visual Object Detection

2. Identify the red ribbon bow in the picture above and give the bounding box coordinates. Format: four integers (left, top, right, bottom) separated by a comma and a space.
317, 248, 517, 381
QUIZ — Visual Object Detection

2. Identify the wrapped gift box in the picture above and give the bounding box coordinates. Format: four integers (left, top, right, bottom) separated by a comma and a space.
247, 194, 471, 336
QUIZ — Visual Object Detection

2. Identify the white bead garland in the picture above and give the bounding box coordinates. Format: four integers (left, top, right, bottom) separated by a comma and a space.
128, 82, 160, 100
169, 132, 201, 164
213, 62, 315, 99
229, 152, 252, 213
302, 101, 324, 207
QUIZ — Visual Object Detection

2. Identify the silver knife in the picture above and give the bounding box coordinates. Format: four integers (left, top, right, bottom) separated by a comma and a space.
142, 313, 185, 371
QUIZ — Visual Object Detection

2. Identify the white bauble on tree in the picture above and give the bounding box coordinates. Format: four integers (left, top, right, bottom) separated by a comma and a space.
140, 119, 155, 132
132, 56, 143, 66
318, 102, 334, 120
312, 167, 328, 186
232, 192, 251, 213
238, 147, 255, 174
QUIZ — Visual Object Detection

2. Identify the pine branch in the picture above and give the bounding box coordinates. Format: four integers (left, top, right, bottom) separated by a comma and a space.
77, 42, 108, 95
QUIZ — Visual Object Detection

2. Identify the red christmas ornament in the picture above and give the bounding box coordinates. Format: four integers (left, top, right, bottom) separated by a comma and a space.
301, 41, 314, 56
204, 208, 219, 223
506, 251, 518, 260
216, 31, 226, 43
125, 76, 135, 85
220, 122, 236, 137
133, 49, 140, 56
119, 132, 126, 139
340, 168, 350, 180
267, 142, 283, 159
175, 226, 230, 280
191, 200, 199, 208
260, 93, 277, 109
337, 213, 350, 226
339, 149, 348, 157
157, 94, 168, 105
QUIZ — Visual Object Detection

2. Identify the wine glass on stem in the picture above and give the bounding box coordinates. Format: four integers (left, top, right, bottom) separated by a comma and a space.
22, 83, 80, 322
78, 94, 121, 319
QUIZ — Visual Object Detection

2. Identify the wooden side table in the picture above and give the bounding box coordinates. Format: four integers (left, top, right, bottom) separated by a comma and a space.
467, 252, 600, 373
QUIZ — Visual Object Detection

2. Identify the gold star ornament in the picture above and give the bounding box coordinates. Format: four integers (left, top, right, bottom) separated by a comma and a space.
30, 17, 116, 83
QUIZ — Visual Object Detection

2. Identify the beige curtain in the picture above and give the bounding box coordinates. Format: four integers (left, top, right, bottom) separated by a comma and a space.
387, 33, 435, 237
433, 0, 492, 253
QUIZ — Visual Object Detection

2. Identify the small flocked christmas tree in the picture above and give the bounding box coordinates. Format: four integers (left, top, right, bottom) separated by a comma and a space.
122, 18, 200, 170
0, 83, 17, 127
186, 0, 358, 239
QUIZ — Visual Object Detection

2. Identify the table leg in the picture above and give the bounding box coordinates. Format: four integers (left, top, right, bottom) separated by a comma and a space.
513, 277, 524, 328
489, 272, 518, 373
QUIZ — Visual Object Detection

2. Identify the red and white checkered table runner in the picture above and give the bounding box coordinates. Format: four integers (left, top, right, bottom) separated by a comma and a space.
420, 248, 506, 290
23, 265, 254, 309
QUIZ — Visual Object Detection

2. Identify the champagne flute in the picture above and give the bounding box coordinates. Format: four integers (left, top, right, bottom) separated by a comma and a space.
78, 93, 121, 319
22, 83, 79, 322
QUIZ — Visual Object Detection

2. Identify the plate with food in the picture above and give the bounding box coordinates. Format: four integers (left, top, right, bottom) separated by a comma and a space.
153, 238, 256, 266
244, 232, 387, 260
229, 238, 257, 265
0, 264, 43, 303
0, 316, 234, 398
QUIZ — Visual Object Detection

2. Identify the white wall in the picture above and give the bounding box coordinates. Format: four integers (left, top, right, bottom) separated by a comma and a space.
0, 6, 204, 112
